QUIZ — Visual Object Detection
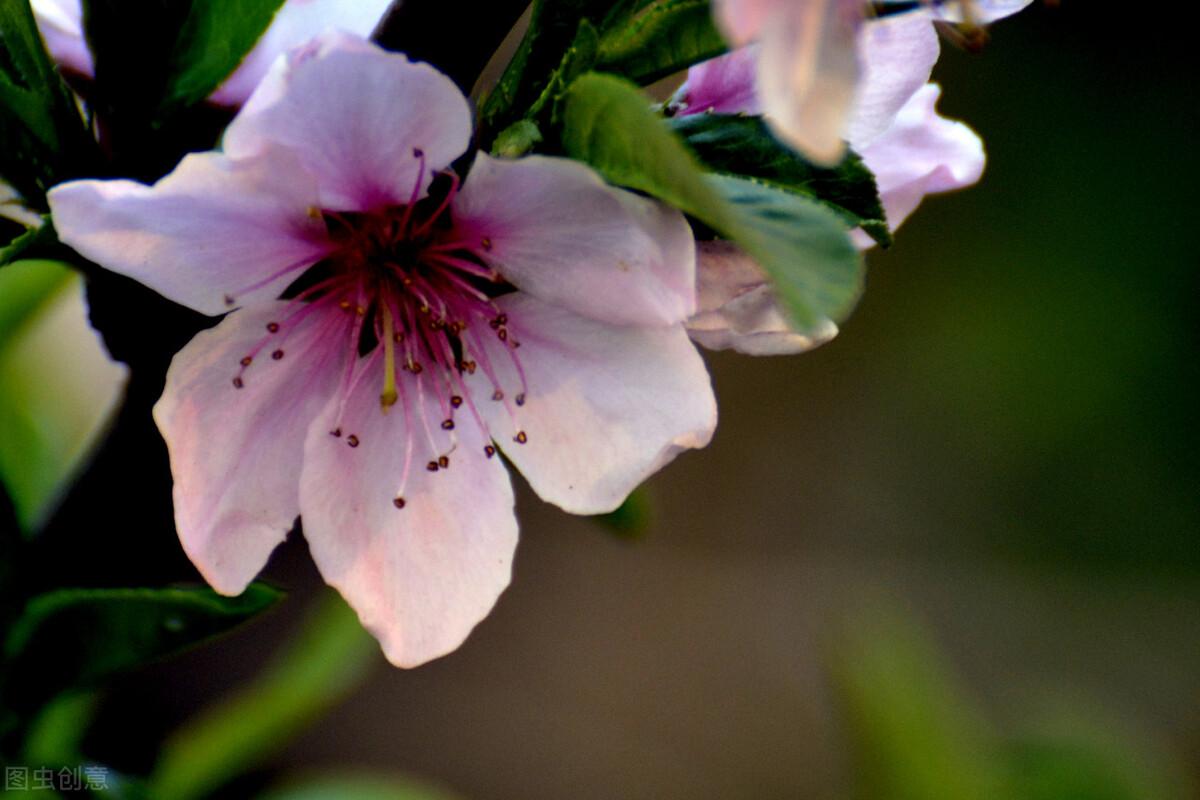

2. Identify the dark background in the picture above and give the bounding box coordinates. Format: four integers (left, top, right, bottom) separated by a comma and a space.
13, 2, 1200, 798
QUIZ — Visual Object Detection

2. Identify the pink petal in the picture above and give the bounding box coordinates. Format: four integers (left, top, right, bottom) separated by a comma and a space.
845, 13, 940, 150
454, 154, 697, 327
712, 0, 776, 45
756, 0, 864, 165
152, 302, 352, 595
30, 0, 92, 77
466, 293, 717, 515
48, 149, 331, 316
209, 0, 393, 107
299, 354, 517, 668
934, 0, 1034, 24
859, 83, 984, 235
672, 46, 762, 116
223, 32, 472, 211
687, 241, 838, 355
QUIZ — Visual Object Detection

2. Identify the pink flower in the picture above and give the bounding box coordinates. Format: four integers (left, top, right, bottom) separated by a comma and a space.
31, 0, 393, 106
673, 13, 986, 355
703, 0, 1030, 163
48, 33, 716, 667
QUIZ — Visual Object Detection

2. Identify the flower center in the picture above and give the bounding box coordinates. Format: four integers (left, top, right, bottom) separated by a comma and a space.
229, 150, 530, 509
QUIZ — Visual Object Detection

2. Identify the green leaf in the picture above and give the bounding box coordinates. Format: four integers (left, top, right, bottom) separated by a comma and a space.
831, 610, 1009, 800
479, 0, 614, 141
562, 73, 862, 332
597, 0, 726, 85
0, 260, 127, 533
22, 690, 99, 766
492, 119, 544, 158
150, 592, 379, 800
260, 773, 462, 800
594, 487, 653, 539
1, 584, 283, 715
669, 113, 892, 246
0, 0, 96, 204
0, 216, 58, 267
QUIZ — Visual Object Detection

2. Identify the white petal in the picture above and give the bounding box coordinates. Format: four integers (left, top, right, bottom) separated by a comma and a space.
48, 149, 330, 316
153, 302, 352, 595
466, 293, 717, 515
846, 13, 940, 150
454, 154, 697, 327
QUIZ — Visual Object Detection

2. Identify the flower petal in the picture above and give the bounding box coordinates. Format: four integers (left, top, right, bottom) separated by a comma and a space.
686, 241, 838, 355
934, 0, 1034, 24
756, 0, 863, 165
860, 83, 985, 234
48, 149, 330, 316
210, 0, 393, 106
672, 46, 762, 116
466, 293, 717, 515
299, 354, 517, 668
845, 13, 940, 150
30, 0, 92, 77
713, 0, 776, 46
454, 154, 697, 327
152, 302, 352, 595
223, 32, 472, 211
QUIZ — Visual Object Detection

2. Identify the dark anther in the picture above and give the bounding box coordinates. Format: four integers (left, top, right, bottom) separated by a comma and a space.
240, 356, 253, 367
450, 395, 464, 408
515, 393, 526, 406
427, 461, 439, 472
410, 361, 424, 374
492, 390, 503, 401
272, 349, 285, 360
224, 295, 235, 306
514, 431, 528, 444
347, 435, 360, 448
393, 497, 407, 509
441, 419, 455, 430
266, 322, 280, 333
413, 147, 425, 158
232, 377, 245, 389
484, 445, 496, 458
438, 455, 449, 468
330, 428, 343, 438
481, 237, 493, 251
497, 329, 508, 342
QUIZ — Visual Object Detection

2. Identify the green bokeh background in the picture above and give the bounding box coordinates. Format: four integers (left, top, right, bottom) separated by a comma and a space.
8, 2, 1198, 798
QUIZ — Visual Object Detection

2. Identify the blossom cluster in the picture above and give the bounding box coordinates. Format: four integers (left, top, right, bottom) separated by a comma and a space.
16, 0, 1030, 666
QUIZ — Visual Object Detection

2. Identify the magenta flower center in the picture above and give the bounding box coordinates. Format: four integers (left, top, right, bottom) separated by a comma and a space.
229, 151, 530, 507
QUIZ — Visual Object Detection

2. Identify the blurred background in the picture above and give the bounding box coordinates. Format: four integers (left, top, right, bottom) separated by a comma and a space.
5, 1, 1199, 798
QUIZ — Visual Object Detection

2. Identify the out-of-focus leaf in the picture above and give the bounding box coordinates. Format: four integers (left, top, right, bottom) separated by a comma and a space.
0, 216, 58, 267
670, 113, 891, 245
22, 690, 98, 765
0, 259, 127, 533
492, 119, 544, 158
563, 73, 862, 333
830, 609, 1008, 800
597, 0, 726, 85
260, 773, 462, 800
595, 487, 653, 539
1003, 710, 1194, 800
1, 584, 283, 716
150, 592, 379, 800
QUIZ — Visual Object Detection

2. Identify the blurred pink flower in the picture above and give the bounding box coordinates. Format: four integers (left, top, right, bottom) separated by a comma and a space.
48, 34, 716, 667
30, 0, 393, 106
674, 12, 986, 355
703, 0, 1030, 164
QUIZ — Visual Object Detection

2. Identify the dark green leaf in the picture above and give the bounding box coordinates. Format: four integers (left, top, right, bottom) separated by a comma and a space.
0, 0, 96, 205
1, 585, 283, 715
81, 0, 285, 122
150, 592, 378, 800
562, 73, 862, 331
670, 113, 892, 246
597, 0, 726, 85
0, 216, 59, 267
479, 0, 613, 141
